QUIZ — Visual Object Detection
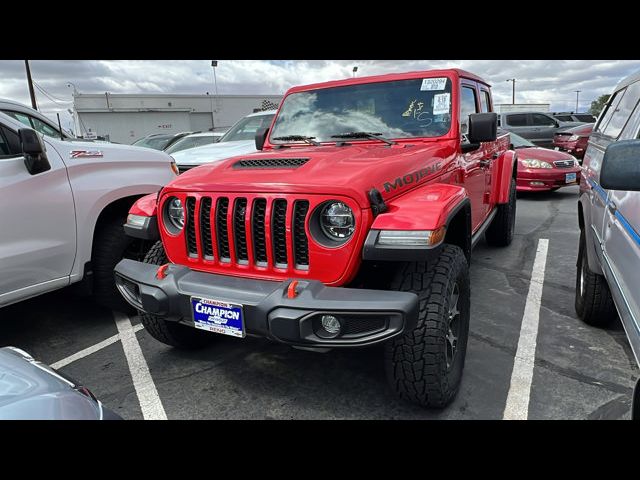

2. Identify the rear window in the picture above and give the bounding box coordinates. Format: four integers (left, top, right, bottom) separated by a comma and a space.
575, 114, 595, 122
506, 114, 527, 126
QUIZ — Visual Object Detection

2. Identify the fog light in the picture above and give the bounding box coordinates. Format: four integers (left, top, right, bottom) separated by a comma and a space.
321, 315, 341, 335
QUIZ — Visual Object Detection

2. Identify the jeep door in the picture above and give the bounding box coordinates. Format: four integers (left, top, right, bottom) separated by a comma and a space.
601, 81, 640, 361
0, 117, 76, 307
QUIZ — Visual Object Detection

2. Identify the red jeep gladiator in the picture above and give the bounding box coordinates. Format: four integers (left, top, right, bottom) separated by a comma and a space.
115, 69, 517, 408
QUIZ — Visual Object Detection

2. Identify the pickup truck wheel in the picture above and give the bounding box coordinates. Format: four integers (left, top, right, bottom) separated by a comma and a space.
139, 241, 216, 349
384, 244, 470, 408
93, 216, 150, 313
485, 177, 516, 247
575, 229, 617, 326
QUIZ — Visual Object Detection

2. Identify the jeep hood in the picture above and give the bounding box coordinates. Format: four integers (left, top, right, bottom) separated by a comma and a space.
165, 141, 456, 208
170, 140, 257, 166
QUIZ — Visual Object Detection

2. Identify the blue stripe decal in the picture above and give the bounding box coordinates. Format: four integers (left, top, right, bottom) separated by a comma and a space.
587, 177, 640, 248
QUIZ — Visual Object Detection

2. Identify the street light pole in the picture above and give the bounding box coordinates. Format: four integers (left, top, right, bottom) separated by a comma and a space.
211, 60, 219, 130
575, 90, 581, 113
506, 78, 516, 104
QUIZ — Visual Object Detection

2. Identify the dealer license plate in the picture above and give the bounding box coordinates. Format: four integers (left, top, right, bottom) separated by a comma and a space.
191, 296, 245, 338
565, 172, 577, 184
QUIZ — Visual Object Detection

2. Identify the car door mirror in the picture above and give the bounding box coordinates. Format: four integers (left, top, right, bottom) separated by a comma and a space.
600, 139, 640, 191
255, 127, 269, 151
19, 128, 51, 175
468, 112, 498, 143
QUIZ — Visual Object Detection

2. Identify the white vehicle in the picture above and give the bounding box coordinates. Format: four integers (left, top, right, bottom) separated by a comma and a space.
164, 131, 225, 155
0, 104, 178, 311
171, 110, 276, 172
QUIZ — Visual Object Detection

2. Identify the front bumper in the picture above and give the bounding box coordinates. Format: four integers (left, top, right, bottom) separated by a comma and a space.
517, 167, 581, 191
114, 259, 419, 348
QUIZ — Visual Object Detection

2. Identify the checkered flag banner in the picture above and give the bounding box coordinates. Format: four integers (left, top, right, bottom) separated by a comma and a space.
261, 99, 279, 111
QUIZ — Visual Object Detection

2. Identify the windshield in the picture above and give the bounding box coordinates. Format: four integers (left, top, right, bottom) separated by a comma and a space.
219, 114, 275, 142
165, 135, 217, 154
509, 132, 535, 148
133, 135, 173, 150
270, 77, 453, 144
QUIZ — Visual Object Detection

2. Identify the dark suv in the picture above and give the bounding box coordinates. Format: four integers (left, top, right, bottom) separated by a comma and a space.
498, 111, 581, 148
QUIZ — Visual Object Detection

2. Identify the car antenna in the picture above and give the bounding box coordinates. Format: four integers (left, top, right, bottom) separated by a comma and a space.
56, 113, 64, 140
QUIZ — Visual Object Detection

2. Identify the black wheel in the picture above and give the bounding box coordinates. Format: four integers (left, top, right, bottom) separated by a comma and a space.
384, 244, 470, 408
486, 177, 517, 247
575, 229, 617, 326
139, 241, 216, 349
93, 215, 151, 312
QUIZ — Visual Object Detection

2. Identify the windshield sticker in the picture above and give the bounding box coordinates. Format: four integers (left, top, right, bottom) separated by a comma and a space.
420, 78, 447, 91
433, 93, 450, 115
402, 99, 425, 118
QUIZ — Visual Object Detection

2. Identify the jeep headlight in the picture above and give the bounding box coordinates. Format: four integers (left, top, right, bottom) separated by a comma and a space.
320, 201, 355, 240
164, 197, 185, 232
520, 158, 552, 169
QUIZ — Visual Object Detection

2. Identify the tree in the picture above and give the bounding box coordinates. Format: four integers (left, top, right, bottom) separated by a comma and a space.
589, 94, 610, 117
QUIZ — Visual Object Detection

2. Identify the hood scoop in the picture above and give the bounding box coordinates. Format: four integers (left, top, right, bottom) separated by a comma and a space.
232, 157, 310, 169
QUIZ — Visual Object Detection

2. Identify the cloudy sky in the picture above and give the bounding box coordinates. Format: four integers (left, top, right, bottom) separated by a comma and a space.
2, 60, 639, 131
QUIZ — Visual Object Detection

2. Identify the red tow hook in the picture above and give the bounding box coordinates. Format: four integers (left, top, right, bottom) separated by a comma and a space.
156, 263, 171, 279
287, 280, 299, 299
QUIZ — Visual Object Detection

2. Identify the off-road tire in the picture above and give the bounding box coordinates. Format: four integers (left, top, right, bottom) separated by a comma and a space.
93, 216, 145, 312
575, 229, 617, 326
486, 177, 517, 247
384, 244, 470, 408
139, 241, 216, 349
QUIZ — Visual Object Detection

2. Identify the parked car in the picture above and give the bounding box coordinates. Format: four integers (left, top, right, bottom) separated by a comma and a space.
0, 103, 177, 311
575, 70, 640, 419
164, 131, 225, 155
115, 68, 518, 408
0, 346, 121, 420
551, 111, 597, 123
0, 98, 74, 139
170, 110, 276, 172
498, 111, 582, 148
553, 123, 593, 160
508, 131, 581, 192
132, 132, 193, 150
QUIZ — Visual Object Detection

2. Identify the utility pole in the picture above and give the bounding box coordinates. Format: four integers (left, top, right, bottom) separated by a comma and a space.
24, 60, 38, 110
506, 78, 516, 104
575, 90, 581, 113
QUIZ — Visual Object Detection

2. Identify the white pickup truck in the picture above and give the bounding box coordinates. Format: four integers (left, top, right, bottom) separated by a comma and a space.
0, 102, 177, 311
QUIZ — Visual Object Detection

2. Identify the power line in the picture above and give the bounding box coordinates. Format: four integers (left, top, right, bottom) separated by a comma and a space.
33, 81, 73, 105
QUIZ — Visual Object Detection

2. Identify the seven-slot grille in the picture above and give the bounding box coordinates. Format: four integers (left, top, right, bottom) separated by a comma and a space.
554, 159, 575, 168
183, 195, 310, 270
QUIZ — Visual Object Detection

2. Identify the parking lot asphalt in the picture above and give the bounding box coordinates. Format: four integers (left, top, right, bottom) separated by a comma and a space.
2, 185, 638, 419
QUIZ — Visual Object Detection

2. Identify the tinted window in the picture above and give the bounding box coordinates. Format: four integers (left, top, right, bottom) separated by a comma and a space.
460, 86, 478, 134
575, 114, 595, 122
555, 115, 573, 121
601, 81, 640, 139
0, 126, 21, 156
2, 110, 33, 128
30, 117, 61, 138
0, 129, 10, 155
595, 90, 623, 134
480, 90, 491, 113
531, 113, 556, 126
506, 114, 527, 126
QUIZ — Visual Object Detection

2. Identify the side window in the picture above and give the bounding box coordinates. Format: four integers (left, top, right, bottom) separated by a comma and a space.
480, 90, 491, 112
531, 113, 556, 127
0, 126, 22, 157
601, 81, 640, 139
30, 116, 61, 138
555, 115, 573, 121
506, 114, 527, 126
1, 110, 33, 129
460, 85, 479, 134
595, 89, 624, 134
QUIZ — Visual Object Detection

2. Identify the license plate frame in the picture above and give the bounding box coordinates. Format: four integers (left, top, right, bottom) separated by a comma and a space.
565, 172, 577, 184
190, 296, 245, 338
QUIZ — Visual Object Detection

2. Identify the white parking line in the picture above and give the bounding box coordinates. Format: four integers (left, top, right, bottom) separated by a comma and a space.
503, 238, 549, 420
114, 312, 167, 420
50, 323, 144, 369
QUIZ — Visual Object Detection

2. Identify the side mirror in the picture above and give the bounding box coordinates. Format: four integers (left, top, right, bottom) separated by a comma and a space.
19, 128, 51, 175
468, 112, 497, 143
600, 139, 640, 191
255, 127, 269, 151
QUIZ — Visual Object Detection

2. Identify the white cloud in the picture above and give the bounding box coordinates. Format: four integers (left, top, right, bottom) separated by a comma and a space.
2, 59, 639, 131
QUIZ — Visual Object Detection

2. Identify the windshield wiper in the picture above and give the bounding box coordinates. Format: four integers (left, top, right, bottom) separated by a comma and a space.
331, 132, 396, 145
272, 135, 321, 146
